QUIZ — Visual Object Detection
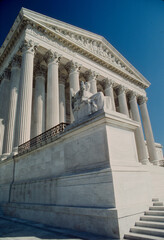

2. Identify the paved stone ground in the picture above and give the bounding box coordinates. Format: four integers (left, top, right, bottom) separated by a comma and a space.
0, 217, 82, 240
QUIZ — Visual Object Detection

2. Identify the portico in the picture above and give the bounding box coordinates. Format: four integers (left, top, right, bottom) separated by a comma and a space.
0, 33, 159, 164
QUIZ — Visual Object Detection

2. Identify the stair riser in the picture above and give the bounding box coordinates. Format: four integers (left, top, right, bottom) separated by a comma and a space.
124, 234, 159, 240
131, 228, 164, 237
145, 212, 164, 216
153, 203, 163, 206
150, 207, 164, 211
152, 198, 159, 202
136, 222, 164, 229
140, 217, 164, 222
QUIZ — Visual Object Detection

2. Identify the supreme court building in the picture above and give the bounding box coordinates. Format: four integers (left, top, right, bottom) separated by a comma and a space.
0, 8, 164, 240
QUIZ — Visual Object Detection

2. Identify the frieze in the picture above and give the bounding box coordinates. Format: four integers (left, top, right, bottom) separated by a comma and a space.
25, 25, 74, 56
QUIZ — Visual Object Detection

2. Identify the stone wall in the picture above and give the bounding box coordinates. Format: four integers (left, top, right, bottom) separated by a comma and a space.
0, 158, 14, 203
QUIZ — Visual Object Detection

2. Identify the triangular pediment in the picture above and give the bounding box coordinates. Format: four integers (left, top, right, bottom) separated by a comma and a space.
0, 8, 150, 88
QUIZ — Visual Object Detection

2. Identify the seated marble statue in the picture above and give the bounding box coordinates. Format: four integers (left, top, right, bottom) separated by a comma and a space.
72, 81, 112, 122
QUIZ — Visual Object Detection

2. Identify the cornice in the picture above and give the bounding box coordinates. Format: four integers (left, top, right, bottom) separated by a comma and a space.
0, 8, 150, 89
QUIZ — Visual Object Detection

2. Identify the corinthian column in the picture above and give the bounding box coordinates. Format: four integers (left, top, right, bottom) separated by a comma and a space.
3, 56, 21, 155
0, 70, 10, 156
104, 78, 116, 111
138, 96, 158, 165
118, 86, 129, 116
68, 61, 81, 122
0, 70, 10, 124
0, 119, 5, 155
46, 50, 61, 130
16, 40, 36, 146
33, 66, 46, 136
0, 79, 5, 155
86, 70, 98, 94
129, 92, 148, 164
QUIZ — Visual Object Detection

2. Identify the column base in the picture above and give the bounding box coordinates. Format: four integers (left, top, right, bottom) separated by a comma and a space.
12, 147, 18, 156
152, 160, 159, 166
140, 159, 151, 165
0, 153, 10, 161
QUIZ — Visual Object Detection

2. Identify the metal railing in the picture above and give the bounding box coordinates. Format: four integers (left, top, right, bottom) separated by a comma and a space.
159, 160, 164, 167
18, 122, 69, 155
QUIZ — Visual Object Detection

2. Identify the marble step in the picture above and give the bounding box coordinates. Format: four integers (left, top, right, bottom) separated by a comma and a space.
136, 221, 164, 229
130, 226, 164, 237
145, 211, 164, 216
124, 232, 164, 240
153, 202, 163, 206
149, 206, 164, 211
152, 198, 159, 202
140, 215, 164, 222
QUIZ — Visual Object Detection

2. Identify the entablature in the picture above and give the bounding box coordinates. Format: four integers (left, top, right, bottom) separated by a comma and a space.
0, 8, 150, 90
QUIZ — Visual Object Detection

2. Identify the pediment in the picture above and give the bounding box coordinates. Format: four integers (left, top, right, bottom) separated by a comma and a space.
0, 8, 150, 88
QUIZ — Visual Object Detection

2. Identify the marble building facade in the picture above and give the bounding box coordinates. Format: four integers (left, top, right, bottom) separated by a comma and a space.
0, 8, 163, 240
0, 9, 162, 163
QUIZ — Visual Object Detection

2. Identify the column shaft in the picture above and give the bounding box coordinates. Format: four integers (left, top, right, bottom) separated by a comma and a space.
3, 57, 21, 155
118, 86, 129, 116
87, 70, 97, 94
69, 66, 80, 92
0, 82, 4, 155
139, 97, 158, 164
16, 41, 35, 146
129, 93, 148, 164
30, 88, 36, 139
69, 62, 80, 122
59, 81, 66, 123
34, 72, 45, 136
0, 119, 5, 155
0, 71, 10, 155
46, 51, 60, 130
104, 79, 116, 111
0, 72, 10, 123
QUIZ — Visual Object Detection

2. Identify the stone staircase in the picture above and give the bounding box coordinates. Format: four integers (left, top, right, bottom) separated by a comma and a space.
124, 198, 164, 240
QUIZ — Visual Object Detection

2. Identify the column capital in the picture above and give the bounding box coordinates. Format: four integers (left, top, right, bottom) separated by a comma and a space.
2, 69, 10, 81
45, 50, 61, 64
103, 78, 114, 89
118, 85, 128, 95
0, 118, 5, 125
66, 61, 81, 73
128, 91, 138, 101
11, 55, 21, 69
59, 65, 68, 84
138, 96, 148, 105
35, 65, 47, 79
21, 40, 38, 54
85, 69, 98, 81
59, 74, 67, 85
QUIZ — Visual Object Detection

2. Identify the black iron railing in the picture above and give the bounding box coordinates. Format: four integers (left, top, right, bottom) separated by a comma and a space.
159, 160, 164, 167
18, 122, 69, 155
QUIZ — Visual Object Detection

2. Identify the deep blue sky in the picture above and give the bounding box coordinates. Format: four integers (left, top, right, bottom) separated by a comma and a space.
0, 0, 164, 148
